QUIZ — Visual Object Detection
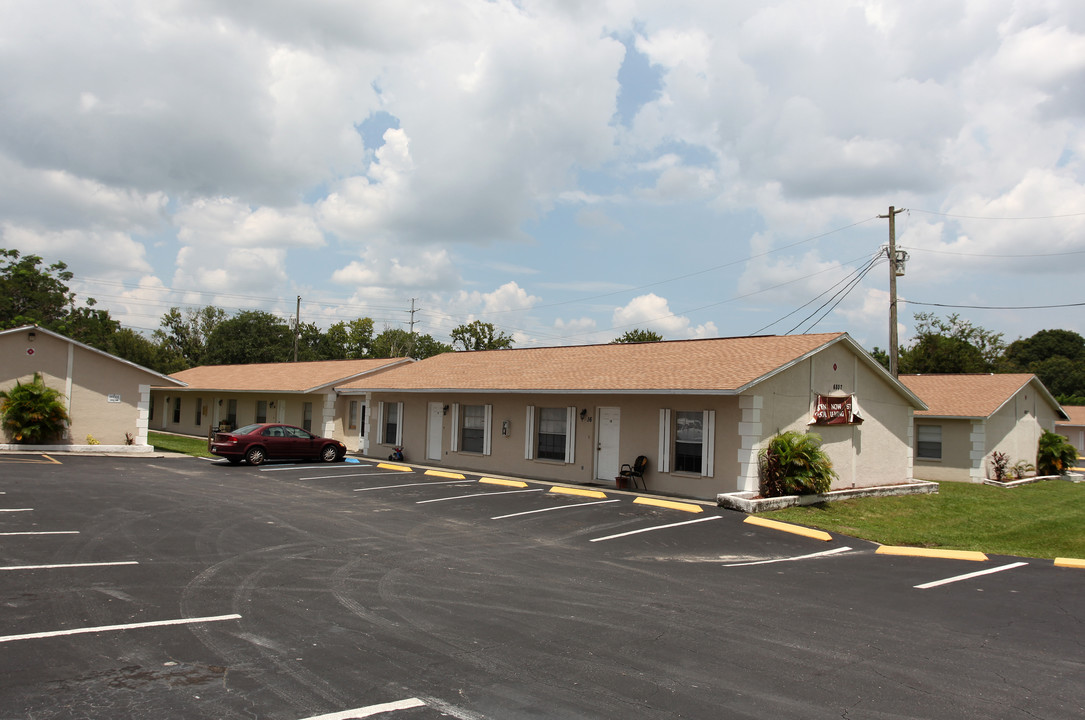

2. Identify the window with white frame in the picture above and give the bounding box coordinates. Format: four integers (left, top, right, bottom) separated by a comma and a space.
194, 397, 202, 426
172, 397, 181, 424
916, 424, 942, 460
302, 402, 313, 432
381, 401, 403, 445
674, 411, 703, 473
226, 399, 237, 429
461, 405, 486, 453
348, 400, 359, 431
658, 408, 716, 477
256, 400, 268, 424
524, 406, 575, 462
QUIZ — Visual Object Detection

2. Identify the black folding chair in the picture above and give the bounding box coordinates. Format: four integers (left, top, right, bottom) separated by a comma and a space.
619, 455, 649, 490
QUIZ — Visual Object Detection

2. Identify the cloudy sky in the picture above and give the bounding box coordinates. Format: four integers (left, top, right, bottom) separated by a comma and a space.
2, 0, 1083, 352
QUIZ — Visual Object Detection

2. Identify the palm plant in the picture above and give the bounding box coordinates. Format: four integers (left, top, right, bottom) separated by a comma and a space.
1036, 429, 1076, 476
758, 430, 837, 497
0, 372, 70, 444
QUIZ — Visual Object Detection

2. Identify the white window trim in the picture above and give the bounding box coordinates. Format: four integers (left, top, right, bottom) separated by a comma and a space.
378, 401, 403, 446
483, 404, 493, 456
525, 405, 535, 459
450, 403, 460, 452
564, 405, 576, 463
658, 408, 671, 473
701, 409, 715, 477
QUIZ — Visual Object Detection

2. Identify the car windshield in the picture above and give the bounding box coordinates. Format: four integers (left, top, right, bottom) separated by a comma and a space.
234, 423, 264, 435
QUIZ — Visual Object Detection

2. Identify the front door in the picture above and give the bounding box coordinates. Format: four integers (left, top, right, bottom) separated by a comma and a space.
595, 407, 620, 481
427, 402, 443, 461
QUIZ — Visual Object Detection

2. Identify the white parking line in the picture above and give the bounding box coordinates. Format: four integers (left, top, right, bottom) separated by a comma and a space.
300, 472, 379, 481
492, 499, 620, 520
0, 508, 33, 513
915, 561, 1029, 589
298, 698, 426, 720
721, 547, 854, 567
0, 613, 242, 644
1, 561, 139, 571
416, 488, 544, 504
0, 531, 79, 536
355, 480, 470, 492
590, 515, 721, 542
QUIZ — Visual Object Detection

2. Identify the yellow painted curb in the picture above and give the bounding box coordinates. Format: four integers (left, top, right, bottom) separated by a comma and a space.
633, 497, 703, 513
377, 463, 413, 472
876, 546, 988, 562
425, 470, 466, 480
1054, 557, 1085, 569
550, 487, 608, 499
480, 478, 528, 488
743, 516, 832, 542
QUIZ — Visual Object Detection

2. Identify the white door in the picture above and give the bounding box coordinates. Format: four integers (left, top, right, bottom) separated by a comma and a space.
427, 402, 444, 461
595, 407, 621, 481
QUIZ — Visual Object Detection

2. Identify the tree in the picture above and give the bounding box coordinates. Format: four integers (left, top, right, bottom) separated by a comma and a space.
612, 328, 663, 344
203, 310, 294, 364
898, 313, 1005, 374
0, 372, 70, 443
0, 249, 76, 329
153, 306, 228, 368
324, 317, 375, 359
108, 327, 186, 375
757, 430, 837, 497
371, 328, 452, 360
450, 320, 514, 351
869, 346, 891, 371
1036, 429, 1077, 476
1001, 329, 1085, 402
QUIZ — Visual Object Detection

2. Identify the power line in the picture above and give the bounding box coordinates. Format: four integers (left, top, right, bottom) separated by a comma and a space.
786, 256, 884, 335
909, 208, 1085, 220
900, 246, 1085, 258
902, 300, 1085, 310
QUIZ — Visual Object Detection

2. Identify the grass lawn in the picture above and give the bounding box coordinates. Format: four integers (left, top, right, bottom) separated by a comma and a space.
149, 431, 213, 458
768, 480, 1085, 560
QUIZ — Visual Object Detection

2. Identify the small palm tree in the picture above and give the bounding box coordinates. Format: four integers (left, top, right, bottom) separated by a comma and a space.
0, 373, 70, 444
1036, 429, 1076, 476
758, 430, 837, 497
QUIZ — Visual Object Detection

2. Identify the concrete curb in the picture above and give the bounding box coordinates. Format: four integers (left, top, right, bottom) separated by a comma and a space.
0, 444, 156, 455
876, 546, 988, 562
983, 474, 1065, 488
717, 480, 939, 513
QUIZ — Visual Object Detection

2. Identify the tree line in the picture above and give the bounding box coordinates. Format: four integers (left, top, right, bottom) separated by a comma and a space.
3, 249, 1083, 403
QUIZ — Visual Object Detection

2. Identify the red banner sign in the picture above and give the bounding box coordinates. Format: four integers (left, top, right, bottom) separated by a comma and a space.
812, 395, 862, 425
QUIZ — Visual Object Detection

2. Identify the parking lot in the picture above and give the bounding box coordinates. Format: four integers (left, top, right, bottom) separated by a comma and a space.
1, 454, 1082, 719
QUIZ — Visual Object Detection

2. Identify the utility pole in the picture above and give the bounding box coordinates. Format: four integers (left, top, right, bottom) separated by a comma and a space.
293, 295, 301, 362
878, 206, 906, 377
407, 298, 418, 358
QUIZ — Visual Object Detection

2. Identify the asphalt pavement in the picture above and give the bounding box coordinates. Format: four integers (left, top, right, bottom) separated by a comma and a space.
0, 454, 1082, 719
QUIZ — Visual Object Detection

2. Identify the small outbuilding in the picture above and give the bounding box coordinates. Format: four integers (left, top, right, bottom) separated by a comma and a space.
338, 332, 926, 499
898, 373, 1068, 482
0, 325, 184, 451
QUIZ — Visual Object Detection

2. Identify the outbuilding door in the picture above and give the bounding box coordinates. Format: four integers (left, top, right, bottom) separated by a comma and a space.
595, 407, 621, 481
427, 402, 443, 461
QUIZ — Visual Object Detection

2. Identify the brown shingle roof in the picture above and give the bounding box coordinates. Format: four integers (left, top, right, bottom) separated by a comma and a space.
1059, 406, 1085, 426
899, 374, 1051, 418
164, 358, 410, 393
338, 333, 859, 394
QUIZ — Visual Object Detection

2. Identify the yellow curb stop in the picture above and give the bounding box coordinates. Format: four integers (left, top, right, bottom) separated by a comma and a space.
550, 487, 608, 499
377, 463, 412, 472
1054, 557, 1085, 569
744, 515, 832, 542
876, 546, 988, 562
425, 470, 466, 480
633, 497, 703, 513
480, 478, 528, 488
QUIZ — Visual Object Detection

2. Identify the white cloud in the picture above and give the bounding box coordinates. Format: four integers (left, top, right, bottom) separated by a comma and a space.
612, 293, 718, 339
0, 224, 152, 278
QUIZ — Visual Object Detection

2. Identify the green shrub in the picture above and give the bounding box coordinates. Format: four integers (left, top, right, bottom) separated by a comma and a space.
0, 372, 70, 444
758, 430, 837, 497
1037, 430, 1076, 476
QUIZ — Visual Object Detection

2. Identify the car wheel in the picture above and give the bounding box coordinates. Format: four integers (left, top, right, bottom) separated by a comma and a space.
320, 444, 340, 463
245, 446, 266, 466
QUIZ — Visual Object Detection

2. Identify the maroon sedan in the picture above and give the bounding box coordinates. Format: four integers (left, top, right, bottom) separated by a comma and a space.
209, 423, 347, 466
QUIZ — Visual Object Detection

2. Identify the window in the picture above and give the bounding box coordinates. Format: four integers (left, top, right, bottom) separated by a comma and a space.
383, 402, 402, 445
302, 402, 313, 432
348, 401, 359, 431
461, 405, 486, 454
226, 399, 237, 430
149, 395, 155, 421
194, 398, 202, 426
674, 411, 703, 473
172, 397, 181, 424
256, 400, 268, 424
917, 425, 942, 460
658, 408, 716, 477
537, 407, 568, 461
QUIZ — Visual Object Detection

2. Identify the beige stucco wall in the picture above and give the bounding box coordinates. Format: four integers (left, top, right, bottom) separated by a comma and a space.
913, 383, 1062, 482
361, 343, 917, 499
147, 388, 338, 440
749, 342, 915, 490
1056, 423, 1085, 456
1, 329, 169, 446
